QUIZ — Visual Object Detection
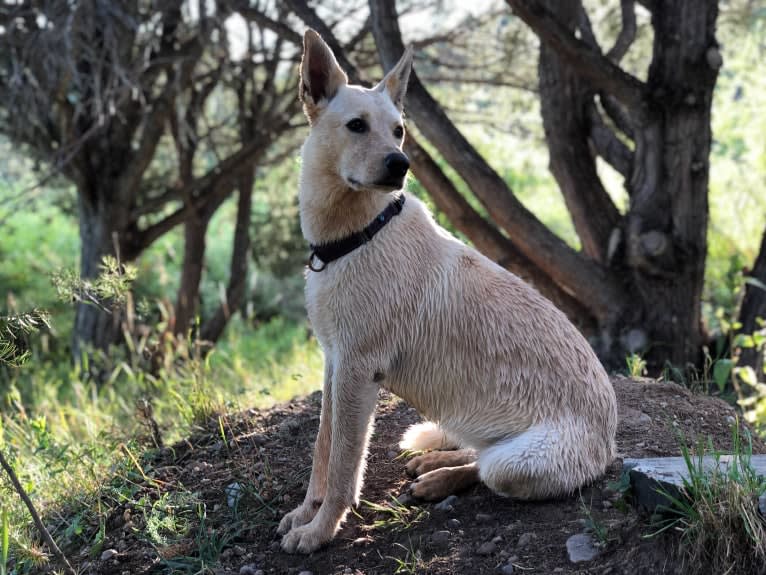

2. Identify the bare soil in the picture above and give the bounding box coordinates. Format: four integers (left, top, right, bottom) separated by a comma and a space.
53, 376, 765, 575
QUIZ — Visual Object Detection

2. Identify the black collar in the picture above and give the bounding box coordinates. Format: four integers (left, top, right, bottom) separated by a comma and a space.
308, 194, 406, 272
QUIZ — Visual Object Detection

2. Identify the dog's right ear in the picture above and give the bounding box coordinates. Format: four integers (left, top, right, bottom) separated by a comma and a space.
300, 29, 348, 123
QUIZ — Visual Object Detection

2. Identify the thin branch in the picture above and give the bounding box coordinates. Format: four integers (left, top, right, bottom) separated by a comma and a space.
587, 102, 633, 178
607, 0, 637, 63
506, 0, 646, 111
0, 450, 77, 575
599, 93, 635, 138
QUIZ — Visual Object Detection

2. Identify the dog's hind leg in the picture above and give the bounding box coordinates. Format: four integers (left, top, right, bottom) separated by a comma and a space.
399, 421, 461, 451
406, 449, 477, 477
477, 420, 608, 500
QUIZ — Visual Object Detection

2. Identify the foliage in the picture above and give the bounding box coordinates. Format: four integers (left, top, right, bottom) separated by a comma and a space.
360, 497, 429, 532
0, 311, 50, 368
51, 256, 137, 312
649, 426, 766, 574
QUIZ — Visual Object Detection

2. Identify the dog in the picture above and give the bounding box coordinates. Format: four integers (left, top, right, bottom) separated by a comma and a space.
277, 29, 618, 554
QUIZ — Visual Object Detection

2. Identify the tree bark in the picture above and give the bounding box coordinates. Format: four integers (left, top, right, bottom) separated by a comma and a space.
71, 174, 130, 364
200, 171, 255, 343
174, 214, 211, 337
738, 226, 766, 376
538, 0, 621, 263
620, 0, 718, 367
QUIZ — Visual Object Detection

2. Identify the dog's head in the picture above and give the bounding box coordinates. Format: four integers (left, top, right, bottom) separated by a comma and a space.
299, 29, 412, 192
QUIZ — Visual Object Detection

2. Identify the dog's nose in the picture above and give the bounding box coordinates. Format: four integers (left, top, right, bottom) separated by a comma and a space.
384, 152, 410, 179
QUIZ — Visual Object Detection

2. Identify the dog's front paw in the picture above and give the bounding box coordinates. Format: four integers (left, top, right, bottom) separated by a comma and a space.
277, 503, 318, 535
281, 521, 331, 554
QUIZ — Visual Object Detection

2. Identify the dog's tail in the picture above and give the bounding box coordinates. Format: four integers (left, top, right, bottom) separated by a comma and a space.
399, 422, 461, 451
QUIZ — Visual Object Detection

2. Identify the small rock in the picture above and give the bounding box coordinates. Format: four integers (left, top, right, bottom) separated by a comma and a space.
446, 518, 461, 529
352, 536, 372, 547
517, 532, 535, 548
475, 513, 493, 522
269, 541, 281, 551
278, 417, 301, 435
239, 565, 257, 575
255, 571, 264, 575
298, 571, 314, 575
387, 450, 399, 459
492, 535, 503, 544
602, 500, 612, 509
434, 495, 459, 512
725, 415, 736, 426
100, 549, 118, 561
253, 434, 268, 446
226, 482, 243, 508
499, 563, 515, 575
566, 533, 600, 563
431, 530, 451, 547
476, 541, 497, 555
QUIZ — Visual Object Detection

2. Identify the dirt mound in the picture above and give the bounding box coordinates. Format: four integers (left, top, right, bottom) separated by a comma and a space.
60, 377, 763, 575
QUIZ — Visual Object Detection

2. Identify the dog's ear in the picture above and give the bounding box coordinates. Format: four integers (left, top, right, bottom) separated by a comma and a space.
376, 46, 413, 111
300, 29, 348, 123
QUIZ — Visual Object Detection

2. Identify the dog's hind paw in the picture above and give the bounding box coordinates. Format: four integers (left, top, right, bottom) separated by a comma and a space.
410, 464, 480, 501
406, 449, 477, 477
281, 522, 330, 554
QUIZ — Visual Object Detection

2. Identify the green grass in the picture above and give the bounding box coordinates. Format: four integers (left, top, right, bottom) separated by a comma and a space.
0, 316, 322, 572
648, 425, 766, 574
360, 497, 429, 533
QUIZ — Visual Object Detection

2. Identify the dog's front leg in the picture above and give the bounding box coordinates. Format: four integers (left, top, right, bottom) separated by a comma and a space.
281, 364, 378, 554
277, 361, 333, 534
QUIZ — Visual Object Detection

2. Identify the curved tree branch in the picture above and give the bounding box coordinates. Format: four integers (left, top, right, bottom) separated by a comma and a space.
607, 0, 637, 63
506, 0, 646, 111
587, 102, 633, 178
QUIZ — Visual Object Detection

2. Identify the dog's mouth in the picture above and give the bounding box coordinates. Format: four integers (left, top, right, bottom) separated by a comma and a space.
347, 177, 405, 192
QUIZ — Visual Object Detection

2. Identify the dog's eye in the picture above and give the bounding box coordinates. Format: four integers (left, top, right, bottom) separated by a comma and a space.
393, 125, 404, 139
346, 118, 367, 133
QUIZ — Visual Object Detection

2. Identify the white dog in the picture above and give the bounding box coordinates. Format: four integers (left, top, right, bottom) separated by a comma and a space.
277, 29, 618, 554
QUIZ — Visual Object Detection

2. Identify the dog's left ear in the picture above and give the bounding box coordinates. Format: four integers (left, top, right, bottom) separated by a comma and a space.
376, 46, 413, 111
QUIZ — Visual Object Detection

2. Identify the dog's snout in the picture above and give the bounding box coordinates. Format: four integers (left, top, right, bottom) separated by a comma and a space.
384, 153, 410, 179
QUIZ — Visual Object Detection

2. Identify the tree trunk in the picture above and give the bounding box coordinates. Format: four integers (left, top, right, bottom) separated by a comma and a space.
200, 170, 255, 343
174, 215, 211, 337
538, 1, 621, 264
738, 226, 766, 376
619, 0, 718, 368
72, 186, 126, 364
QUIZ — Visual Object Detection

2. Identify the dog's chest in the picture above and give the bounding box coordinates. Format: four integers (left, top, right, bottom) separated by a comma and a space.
304, 251, 404, 352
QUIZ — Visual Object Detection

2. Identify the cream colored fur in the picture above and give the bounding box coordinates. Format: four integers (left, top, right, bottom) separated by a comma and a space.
278, 29, 618, 554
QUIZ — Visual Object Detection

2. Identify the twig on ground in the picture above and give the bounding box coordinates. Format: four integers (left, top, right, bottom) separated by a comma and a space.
0, 450, 77, 575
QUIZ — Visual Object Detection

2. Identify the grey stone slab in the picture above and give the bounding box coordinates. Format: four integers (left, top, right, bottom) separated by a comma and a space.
623, 455, 766, 512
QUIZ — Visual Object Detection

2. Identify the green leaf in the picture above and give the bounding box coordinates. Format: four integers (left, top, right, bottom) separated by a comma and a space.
736, 366, 759, 387
744, 276, 766, 292
713, 359, 733, 392
1, 506, 9, 575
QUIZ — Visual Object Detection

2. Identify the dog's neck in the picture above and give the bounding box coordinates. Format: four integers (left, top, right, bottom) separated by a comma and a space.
299, 163, 398, 246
